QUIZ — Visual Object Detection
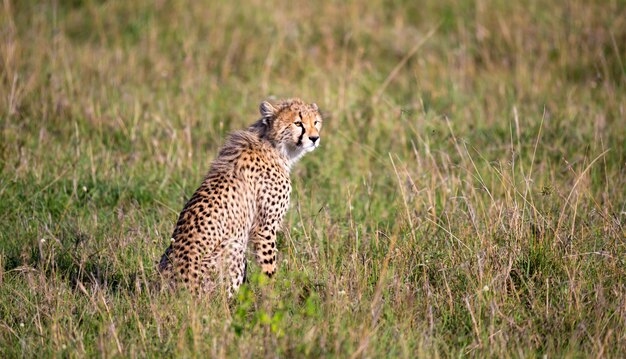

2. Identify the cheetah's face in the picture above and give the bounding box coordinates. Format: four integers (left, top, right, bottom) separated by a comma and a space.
260, 99, 323, 162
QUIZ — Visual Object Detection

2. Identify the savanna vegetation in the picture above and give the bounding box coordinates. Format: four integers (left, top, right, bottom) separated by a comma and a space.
1, 0, 625, 357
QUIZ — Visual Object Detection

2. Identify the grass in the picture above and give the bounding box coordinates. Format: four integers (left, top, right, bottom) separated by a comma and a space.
1, 0, 625, 357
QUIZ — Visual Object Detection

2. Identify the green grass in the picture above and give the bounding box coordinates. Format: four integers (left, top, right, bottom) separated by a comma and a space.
1, 0, 626, 357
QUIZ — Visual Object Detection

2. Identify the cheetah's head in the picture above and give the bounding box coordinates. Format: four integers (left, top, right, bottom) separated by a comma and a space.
253, 98, 323, 164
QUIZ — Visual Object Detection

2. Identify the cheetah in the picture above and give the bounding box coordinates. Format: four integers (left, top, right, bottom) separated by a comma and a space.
158, 98, 322, 296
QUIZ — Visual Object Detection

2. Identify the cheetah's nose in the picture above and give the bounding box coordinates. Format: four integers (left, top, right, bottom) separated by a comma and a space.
309, 136, 319, 143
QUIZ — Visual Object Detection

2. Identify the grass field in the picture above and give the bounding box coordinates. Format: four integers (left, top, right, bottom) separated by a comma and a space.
1, 0, 626, 357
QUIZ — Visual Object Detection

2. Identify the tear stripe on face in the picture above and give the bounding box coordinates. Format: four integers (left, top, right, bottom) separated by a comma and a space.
296, 125, 306, 147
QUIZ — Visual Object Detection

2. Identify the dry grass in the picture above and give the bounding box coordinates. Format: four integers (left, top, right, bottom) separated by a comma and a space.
1, 0, 625, 357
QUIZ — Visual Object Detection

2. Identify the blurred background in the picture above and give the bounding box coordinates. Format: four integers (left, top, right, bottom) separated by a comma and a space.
1, 0, 625, 357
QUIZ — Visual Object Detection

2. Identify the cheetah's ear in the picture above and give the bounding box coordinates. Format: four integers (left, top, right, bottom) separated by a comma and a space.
311, 103, 319, 111
260, 101, 277, 125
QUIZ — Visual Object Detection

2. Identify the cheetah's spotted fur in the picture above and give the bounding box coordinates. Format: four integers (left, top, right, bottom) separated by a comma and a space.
158, 98, 322, 296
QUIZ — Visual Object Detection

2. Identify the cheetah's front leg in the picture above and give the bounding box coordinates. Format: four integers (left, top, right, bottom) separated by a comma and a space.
251, 216, 282, 277
253, 176, 290, 277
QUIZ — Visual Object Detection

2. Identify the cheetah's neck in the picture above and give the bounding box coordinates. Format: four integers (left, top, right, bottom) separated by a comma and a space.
275, 142, 308, 171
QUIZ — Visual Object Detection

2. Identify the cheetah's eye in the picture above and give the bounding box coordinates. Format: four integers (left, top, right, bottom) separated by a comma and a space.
294, 120, 303, 126
314, 121, 320, 126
